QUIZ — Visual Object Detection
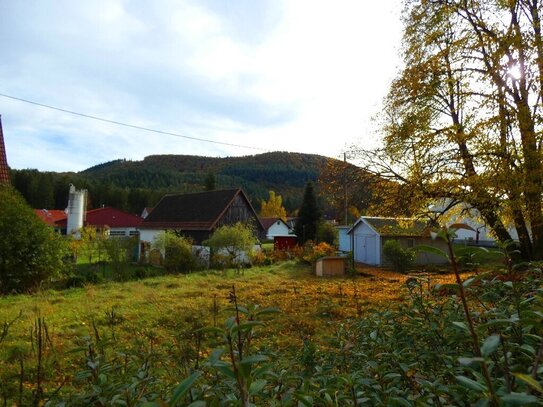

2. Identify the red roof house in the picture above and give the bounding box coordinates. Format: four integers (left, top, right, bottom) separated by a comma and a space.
259, 217, 293, 240
34, 209, 67, 228
56, 207, 142, 237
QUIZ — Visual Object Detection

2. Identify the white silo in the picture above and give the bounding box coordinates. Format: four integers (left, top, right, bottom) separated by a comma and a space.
67, 184, 87, 238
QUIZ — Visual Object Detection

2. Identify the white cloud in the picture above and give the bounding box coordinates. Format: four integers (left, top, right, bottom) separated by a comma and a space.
0, 0, 403, 171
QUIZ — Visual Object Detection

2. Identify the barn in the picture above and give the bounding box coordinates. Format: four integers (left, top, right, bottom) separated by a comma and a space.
139, 189, 264, 245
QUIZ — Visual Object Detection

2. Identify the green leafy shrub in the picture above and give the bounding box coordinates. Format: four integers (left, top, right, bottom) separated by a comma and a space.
382, 239, 415, 273
101, 236, 139, 280
152, 231, 200, 273
205, 222, 257, 268
172, 286, 281, 405
316, 222, 338, 246
0, 185, 71, 293
65, 267, 104, 287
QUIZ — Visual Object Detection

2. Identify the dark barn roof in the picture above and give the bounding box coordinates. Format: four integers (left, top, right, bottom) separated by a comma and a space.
140, 189, 263, 231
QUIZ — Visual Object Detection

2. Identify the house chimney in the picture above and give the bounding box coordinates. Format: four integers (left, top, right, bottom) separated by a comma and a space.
0, 115, 10, 185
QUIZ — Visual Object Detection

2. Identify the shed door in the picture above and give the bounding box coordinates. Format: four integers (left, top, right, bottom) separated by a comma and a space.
364, 235, 377, 264
356, 235, 377, 265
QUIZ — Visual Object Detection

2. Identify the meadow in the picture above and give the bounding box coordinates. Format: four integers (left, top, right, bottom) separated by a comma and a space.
0, 259, 541, 405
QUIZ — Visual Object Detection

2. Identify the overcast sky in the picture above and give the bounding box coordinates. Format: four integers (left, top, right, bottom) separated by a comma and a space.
0, 0, 403, 172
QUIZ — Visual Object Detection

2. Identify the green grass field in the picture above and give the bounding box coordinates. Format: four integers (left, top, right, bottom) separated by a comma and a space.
0, 261, 463, 404
0, 261, 407, 348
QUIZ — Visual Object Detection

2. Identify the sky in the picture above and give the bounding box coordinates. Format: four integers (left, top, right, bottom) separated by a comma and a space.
0, 0, 403, 172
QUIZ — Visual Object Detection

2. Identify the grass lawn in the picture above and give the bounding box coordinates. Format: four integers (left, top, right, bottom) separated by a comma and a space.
261, 242, 275, 251
0, 260, 461, 402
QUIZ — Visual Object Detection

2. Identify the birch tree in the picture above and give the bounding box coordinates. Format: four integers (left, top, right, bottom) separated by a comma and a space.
358, 0, 543, 259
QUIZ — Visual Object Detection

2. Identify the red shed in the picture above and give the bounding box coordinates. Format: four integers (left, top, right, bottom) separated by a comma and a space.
274, 235, 298, 251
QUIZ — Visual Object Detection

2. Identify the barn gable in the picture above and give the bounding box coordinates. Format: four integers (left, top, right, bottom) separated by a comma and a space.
140, 189, 264, 244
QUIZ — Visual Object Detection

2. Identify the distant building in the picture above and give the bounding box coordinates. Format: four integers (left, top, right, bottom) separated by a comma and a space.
55, 207, 143, 237
429, 198, 518, 246
139, 189, 265, 245
260, 217, 293, 240
34, 209, 67, 233
348, 216, 448, 266
66, 185, 87, 238
337, 225, 352, 252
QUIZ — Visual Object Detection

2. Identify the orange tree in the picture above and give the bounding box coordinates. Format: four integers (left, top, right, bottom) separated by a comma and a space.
260, 190, 287, 220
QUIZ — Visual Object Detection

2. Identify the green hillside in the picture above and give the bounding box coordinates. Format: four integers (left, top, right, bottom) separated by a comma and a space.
79, 152, 329, 212
12, 152, 374, 217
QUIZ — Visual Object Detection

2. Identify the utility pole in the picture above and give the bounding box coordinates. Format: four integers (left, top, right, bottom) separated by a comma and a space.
343, 152, 348, 225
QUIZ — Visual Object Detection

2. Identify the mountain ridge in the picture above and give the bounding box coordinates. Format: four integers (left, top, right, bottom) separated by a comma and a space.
12, 151, 370, 217
80, 151, 332, 212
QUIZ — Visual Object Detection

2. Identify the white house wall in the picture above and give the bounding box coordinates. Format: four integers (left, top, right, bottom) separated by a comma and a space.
266, 222, 290, 239
109, 227, 139, 237
433, 200, 520, 244
139, 229, 163, 243
451, 217, 519, 243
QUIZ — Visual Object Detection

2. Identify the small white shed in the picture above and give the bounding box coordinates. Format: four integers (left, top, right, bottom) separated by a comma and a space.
348, 216, 448, 266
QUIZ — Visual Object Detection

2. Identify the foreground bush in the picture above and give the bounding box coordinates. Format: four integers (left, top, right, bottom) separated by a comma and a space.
0, 253, 542, 405
0, 185, 70, 293
170, 265, 543, 406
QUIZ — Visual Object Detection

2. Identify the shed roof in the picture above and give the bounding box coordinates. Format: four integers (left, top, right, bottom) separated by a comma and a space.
350, 216, 429, 237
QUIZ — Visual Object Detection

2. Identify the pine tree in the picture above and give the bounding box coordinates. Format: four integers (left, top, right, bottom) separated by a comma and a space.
204, 171, 216, 191
295, 181, 321, 244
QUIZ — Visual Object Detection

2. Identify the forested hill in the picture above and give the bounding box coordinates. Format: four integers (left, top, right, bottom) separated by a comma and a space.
82, 152, 326, 189
11, 152, 348, 215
